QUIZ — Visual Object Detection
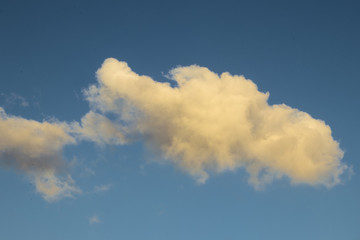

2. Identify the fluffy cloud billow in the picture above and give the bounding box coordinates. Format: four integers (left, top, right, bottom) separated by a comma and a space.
84, 58, 348, 187
0, 108, 80, 201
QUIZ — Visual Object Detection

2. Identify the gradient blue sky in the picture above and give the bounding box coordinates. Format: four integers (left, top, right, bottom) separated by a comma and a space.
0, 0, 359, 239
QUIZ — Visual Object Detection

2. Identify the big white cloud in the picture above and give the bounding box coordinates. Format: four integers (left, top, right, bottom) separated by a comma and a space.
84, 58, 348, 187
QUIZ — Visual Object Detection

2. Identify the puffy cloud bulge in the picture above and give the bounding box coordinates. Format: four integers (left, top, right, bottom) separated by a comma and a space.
0, 108, 80, 201
86, 58, 348, 187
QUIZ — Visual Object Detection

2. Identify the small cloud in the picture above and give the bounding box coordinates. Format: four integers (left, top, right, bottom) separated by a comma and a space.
84, 167, 96, 176
1, 92, 29, 107
0, 107, 79, 201
79, 166, 96, 178
89, 215, 100, 224
34, 171, 81, 202
93, 184, 111, 193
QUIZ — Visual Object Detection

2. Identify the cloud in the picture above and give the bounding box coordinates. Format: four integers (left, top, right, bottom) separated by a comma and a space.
83, 167, 96, 177
84, 58, 349, 188
34, 171, 80, 202
0, 107, 80, 201
89, 215, 100, 224
0, 58, 350, 200
93, 184, 111, 193
75, 111, 126, 146
1, 92, 29, 107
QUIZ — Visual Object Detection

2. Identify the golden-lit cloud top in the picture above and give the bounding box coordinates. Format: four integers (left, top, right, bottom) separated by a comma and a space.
85, 58, 348, 187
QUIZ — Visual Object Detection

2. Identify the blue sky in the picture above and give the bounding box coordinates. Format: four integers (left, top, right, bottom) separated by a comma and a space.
0, 0, 359, 239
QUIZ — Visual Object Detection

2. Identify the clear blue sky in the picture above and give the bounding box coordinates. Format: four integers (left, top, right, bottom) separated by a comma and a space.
0, 0, 359, 239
